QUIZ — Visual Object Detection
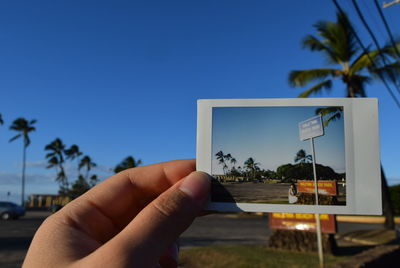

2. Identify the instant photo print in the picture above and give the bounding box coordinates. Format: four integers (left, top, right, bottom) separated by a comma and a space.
197, 98, 381, 215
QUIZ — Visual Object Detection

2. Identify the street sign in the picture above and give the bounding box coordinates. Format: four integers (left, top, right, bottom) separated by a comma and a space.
269, 213, 336, 234
298, 180, 337, 196
298, 115, 326, 267
299, 115, 324, 141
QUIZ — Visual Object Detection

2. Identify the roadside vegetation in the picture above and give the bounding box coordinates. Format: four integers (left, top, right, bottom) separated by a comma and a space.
0, 113, 142, 205
214, 150, 344, 183
179, 245, 348, 268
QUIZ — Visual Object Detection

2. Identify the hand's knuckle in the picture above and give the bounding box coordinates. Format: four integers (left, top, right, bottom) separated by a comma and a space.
152, 191, 186, 218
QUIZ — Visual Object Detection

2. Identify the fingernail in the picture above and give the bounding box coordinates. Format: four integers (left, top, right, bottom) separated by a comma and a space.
179, 171, 210, 202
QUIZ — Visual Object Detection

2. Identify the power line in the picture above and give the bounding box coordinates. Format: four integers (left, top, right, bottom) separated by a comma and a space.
351, 0, 400, 95
373, 0, 400, 58
362, 0, 387, 42
331, 0, 400, 108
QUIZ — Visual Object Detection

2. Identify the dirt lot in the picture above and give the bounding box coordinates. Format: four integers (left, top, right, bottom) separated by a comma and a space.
212, 181, 346, 204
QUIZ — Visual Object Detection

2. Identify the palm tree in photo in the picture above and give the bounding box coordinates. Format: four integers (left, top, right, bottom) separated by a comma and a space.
230, 157, 237, 173
45, 138, 68, 191
289, 12, 398, 229
79, 155, 97, 181
9, 118, 37, 206
294, 149, 312, 164
215, 150, 226, 174
244, 157, 260, 180
231, 157, 237, 167
224, 153, 232, 173
316, 106, 344, 127
114, 156, 142, 173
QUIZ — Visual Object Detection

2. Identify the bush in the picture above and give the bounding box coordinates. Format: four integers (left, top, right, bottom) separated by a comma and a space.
389, 184, 400, 215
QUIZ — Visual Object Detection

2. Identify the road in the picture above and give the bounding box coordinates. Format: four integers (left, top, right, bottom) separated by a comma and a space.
0, 211, 389, 267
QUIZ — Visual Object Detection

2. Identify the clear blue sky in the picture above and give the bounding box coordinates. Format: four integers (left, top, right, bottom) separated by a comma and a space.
212, 106, 345, 175
0, 0, 399, 204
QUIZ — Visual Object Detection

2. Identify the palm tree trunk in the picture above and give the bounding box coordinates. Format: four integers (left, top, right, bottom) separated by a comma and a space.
381, 166, 395, 229
77, 156, 80, 177
21, 145, 26, 207
347, 85, 356, 98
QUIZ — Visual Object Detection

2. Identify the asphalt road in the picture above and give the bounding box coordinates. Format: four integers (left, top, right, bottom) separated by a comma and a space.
0, 211, 387, 268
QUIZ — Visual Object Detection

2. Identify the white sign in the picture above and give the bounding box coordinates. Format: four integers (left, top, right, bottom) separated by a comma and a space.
299, 115, 324, 141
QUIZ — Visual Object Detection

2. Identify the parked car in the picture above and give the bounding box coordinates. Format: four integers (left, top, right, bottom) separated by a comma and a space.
0, 201, 25, 220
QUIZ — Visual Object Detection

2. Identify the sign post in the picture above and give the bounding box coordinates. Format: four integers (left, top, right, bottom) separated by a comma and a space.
299, 115, 324, 268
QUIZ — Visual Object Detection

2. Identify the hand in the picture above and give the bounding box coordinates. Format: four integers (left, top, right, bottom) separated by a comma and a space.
23, 159, 210, 268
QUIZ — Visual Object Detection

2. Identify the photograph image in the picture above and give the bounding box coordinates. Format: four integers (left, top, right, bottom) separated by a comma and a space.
211, 106, 346, 206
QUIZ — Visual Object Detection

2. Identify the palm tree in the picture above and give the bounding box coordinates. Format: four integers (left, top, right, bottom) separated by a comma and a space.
0, 114, 3, 125
215, 150, 226, 174
290, 12, 397, 229
45, 138, 67, 191
289, 12, 400, 98
114, 156, 142, 173
244, 157, 260, 180
9, 118, 37, 206
79, 155, 97, 180
294, 149, 313, 164
65, 144, 82, 161
65, 144, 83, 176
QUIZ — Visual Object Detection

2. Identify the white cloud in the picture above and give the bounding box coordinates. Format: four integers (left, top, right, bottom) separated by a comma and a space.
25, 160, 48, 168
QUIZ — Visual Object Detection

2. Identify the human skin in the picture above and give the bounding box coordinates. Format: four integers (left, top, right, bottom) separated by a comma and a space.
23, 159, 210, 268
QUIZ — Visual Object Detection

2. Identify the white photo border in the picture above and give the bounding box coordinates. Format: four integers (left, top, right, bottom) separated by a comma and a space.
197, 98, 381, 215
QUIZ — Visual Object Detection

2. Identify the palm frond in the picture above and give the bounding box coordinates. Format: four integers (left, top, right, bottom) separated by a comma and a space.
315, 106, 344, 127
289, 69, 338, 87
298, 80, 333, 98
302, 35, 328, 51
381, 39, 400, 59
9, 134, 21, 143
370, 61, 400, 85
350, 49, 380, 74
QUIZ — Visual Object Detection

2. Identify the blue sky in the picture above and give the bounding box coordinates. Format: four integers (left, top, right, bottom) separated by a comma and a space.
212, 106, 345, 175
0, 0, 399, 204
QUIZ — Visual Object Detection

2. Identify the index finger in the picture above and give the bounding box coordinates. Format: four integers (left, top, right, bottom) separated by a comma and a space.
55, 159, 196, 243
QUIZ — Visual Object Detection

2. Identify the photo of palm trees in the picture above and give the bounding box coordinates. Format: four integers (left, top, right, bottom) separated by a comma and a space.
211, 106, 346, 205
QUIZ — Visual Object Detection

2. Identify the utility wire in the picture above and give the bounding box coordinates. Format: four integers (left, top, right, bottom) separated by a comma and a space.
351, 0, 400, 95
374, 0, 400, 58
331, 0, 400, 108
362, 0, 387, 41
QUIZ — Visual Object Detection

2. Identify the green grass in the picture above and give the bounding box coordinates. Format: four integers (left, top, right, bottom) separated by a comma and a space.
339, 229, 397, 245
179, 245, 349, 268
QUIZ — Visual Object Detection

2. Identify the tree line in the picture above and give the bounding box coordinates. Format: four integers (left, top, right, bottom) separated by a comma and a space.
215, 149, 342, 182
0, 114, 142, 205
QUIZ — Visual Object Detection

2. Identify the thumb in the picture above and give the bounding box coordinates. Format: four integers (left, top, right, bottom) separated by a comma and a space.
90, 171, 210, 267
